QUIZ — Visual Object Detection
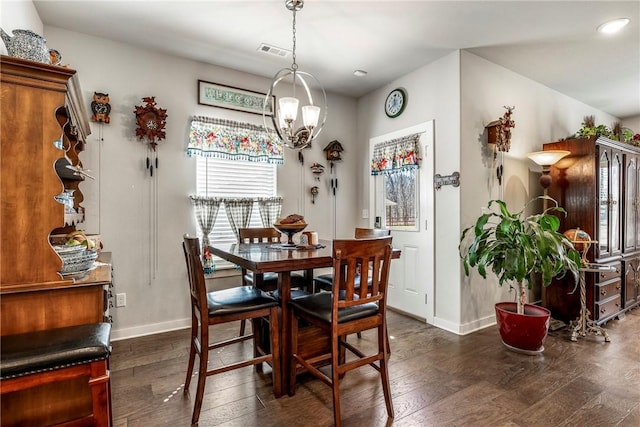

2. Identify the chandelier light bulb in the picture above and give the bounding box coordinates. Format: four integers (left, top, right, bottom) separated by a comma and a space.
597, 18, 630, 34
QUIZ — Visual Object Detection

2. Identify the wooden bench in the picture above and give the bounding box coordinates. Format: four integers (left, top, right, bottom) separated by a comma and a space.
1, 323, 112, 426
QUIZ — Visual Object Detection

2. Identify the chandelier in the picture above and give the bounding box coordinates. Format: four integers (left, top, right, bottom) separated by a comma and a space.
263, 0, 327, 150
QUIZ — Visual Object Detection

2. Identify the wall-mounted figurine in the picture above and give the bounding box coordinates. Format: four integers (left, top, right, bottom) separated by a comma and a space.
310, 186, 319, 204
90, 92, 111, 123
134, 96, 167, 176
310, 162, 325, 180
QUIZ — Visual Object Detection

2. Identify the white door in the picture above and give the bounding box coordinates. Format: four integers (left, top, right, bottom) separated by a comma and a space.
369, 121, 434, 323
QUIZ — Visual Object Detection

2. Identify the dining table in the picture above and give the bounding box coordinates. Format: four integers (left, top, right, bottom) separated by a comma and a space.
207, 238, 400, 397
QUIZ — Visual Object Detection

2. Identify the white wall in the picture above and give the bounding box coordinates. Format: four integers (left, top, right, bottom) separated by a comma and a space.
623, 114, 640, 133
357, 51, 462, 331
35, 25, 358, 340
458, 51, 618, 332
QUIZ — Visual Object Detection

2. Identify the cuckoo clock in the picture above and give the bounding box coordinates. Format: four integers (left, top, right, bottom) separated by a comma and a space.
323, 140, 344, 162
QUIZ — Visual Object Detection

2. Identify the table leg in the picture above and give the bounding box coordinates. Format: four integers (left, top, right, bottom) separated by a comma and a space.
277, 271, 292, 396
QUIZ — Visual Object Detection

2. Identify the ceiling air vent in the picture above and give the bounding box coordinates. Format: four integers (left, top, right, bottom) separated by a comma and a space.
258, 43, 291, 58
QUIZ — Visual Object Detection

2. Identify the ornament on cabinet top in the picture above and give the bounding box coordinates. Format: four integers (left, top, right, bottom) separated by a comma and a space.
90, 92, 111, 123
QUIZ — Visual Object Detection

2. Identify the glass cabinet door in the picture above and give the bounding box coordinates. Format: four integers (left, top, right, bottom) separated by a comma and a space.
611, 151, 621, 255
625, 156, 637, 252
598, 150, 610, 258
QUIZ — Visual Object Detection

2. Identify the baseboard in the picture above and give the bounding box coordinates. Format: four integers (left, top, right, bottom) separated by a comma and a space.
110, 317, 191, 341
433, 315, 496, 335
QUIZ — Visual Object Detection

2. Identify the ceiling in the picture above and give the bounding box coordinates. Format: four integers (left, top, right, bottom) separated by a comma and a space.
33, 1, 640, 119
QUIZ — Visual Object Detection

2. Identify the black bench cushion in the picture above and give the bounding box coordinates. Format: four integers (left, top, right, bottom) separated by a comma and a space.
1, 322, 112, 380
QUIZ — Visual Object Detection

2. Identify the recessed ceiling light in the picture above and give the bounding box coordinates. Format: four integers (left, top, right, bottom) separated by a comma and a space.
597, 18, 630, 34
353, 70, 368, 77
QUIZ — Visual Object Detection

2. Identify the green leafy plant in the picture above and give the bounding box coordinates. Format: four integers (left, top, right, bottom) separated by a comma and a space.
459, 196, 582, 315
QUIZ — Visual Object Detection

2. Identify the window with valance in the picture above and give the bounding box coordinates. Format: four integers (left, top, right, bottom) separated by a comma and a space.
370, 133, 421, 176
187, 116, 283, 164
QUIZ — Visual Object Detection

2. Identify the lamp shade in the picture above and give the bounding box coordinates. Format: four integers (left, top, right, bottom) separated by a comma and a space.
302, 105, 320, 127
279, 97, 299, 121
527, 150, 570, 167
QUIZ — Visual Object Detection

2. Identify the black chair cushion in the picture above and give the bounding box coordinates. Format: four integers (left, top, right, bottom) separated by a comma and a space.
1, 322, 111, 380
289, 292, 379, 324
314, 273, 371, 290
207, 286, 278, 316
271, 288, 311, 300
244, 271, 306, 286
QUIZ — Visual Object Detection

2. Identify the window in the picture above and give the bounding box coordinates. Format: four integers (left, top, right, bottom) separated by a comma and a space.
196, 156, 277, 267
384, 168, 418, 230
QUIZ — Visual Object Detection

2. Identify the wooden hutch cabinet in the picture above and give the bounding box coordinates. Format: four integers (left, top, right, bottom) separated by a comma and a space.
0, 55, 112, 425
542, 136, 640, 324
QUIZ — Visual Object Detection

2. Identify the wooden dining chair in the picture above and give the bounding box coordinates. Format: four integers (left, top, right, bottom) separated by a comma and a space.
314, 227, 391, 292
237, 227, 308, 336
288, 236, 394, 427
182, 235, 281, 425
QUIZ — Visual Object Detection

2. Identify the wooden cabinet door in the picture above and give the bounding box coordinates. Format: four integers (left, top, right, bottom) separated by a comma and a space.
597, 146, 622, 260
623, 256, 640, 309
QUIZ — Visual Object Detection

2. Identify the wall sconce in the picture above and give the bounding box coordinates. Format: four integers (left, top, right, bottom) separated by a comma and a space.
527, 150, 571, 190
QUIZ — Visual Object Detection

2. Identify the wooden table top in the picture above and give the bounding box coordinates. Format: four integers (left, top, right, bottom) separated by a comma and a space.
208, 239, 400, 274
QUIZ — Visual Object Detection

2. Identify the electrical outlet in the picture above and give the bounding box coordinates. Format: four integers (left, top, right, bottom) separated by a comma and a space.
116, 293, 126, 307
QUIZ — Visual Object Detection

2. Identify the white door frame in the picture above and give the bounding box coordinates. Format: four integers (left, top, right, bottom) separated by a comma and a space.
368, 121, 435, 324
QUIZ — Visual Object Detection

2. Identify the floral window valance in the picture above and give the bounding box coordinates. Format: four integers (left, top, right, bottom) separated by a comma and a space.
370, 133, 421, 175
187, 116, 283, 164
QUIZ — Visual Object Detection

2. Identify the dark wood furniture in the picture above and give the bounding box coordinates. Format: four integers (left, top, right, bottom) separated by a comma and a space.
315, 227, 391, 291
1, 323, 112, 427
0, 55, 111, 424
237, 227, 307, 335
289, 236, 394, 427
542, 136, 640, 323
182, 235, 281, 424
207, 239, 401, 395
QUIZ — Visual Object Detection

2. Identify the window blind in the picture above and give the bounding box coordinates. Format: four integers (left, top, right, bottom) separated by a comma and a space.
196, 156, 277, 268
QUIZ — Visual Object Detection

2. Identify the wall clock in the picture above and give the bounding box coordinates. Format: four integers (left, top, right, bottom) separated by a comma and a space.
385, 88, 407, 118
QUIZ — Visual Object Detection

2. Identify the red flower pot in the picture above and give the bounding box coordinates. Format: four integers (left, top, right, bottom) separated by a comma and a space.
495, 302, 551, 354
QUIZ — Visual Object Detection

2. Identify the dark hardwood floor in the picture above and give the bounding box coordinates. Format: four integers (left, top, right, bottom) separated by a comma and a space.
111, 308, 640, 426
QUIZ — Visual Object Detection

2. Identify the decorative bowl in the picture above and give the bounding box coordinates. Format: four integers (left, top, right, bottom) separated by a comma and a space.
60, 249, 98, 274
273, 222, 308, 245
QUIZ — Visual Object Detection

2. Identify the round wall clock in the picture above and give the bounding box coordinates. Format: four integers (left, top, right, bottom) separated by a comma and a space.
385, 88, 407, 118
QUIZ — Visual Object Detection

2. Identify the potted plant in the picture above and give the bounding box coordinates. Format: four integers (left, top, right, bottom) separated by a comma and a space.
459, 196, 582, 353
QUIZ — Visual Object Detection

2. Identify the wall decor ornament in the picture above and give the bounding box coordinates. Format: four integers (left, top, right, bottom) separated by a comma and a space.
310, 162, 325, 180
198, 80, 274, 116
134, 96, 167, 176
485, 105, 515, 155
90, 92, 111, 123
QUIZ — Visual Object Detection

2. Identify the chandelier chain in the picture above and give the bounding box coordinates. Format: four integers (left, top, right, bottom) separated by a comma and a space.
291, 8, 298, 71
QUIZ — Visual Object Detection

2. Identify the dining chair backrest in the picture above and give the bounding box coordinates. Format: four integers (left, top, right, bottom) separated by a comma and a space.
238, 227, 281, 243
354, 227, 390, 239
183, 235, 208, 320
332, 236, 392, 312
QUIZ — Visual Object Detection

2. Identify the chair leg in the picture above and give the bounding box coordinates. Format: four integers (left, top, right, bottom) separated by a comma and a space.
356, 332, 362, 338
239, 319, 246, 336
191, 329, 209, 425
331, 328, 343, 427
252, 318, 263, 373
379, 324, 394, 419
184, 315, 197, 391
